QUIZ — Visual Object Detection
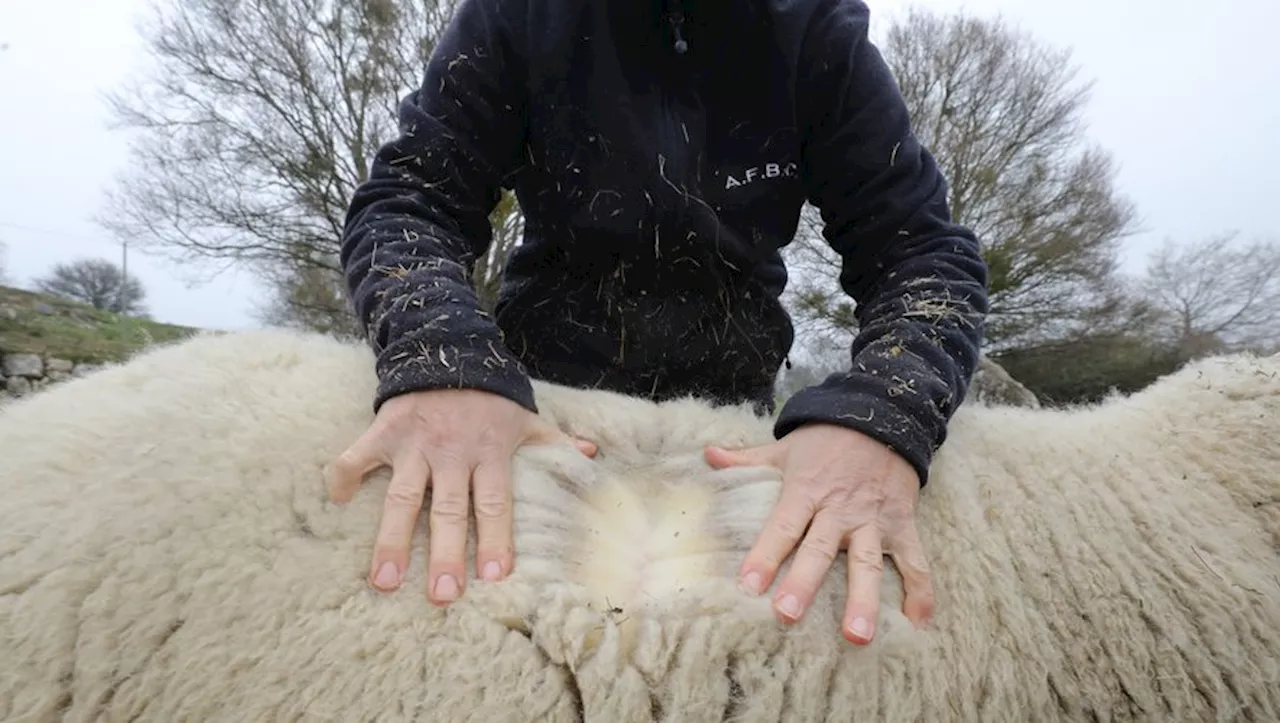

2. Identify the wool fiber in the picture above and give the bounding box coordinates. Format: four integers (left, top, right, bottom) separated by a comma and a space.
1, 330, 1278, 722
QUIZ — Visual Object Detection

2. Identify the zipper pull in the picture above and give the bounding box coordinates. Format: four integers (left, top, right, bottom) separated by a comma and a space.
669, 12, 688, 54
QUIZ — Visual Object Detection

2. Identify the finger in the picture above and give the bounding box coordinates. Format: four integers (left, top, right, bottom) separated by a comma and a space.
704, 442, 782, 470
426, 456, 472, 606
738, 483, 815, 595
368, 451, 430, 593
471, 455, 514, 583
889, 520, 936, 629
326, 426, 387, 503
772, 509, 845, 624
843, 525, 884, 645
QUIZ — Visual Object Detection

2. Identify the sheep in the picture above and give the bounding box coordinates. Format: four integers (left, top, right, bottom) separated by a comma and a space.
0, 328, 1277, 723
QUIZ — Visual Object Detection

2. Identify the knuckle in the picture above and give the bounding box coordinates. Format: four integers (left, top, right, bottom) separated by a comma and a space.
889, 532, 931, 571
744, 549, 783, 573
798, 538, 838, 563
430, 493, 470, 522
333, 450, 361, 473
771, 515, 807, 540
853, 546, 886, 573
384, 482, 426, 508
899, 550, 932, 576
472, 491, 510, 520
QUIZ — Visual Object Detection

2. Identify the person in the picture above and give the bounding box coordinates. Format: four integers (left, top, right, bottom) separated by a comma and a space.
329, 0, 989, 645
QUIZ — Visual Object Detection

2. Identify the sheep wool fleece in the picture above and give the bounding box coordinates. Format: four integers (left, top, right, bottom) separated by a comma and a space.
1, 330, 1279, 722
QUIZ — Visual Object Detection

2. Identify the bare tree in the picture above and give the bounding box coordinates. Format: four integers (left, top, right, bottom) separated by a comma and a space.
0, 239, 9, 285
97, 0, 460, 331
255, 184, 524, 335
1139, 232, 1280, 357
785, 6, 1139, 353
35, 258, 148, 316
254, 262, 363, 338
784, 212, 864, 350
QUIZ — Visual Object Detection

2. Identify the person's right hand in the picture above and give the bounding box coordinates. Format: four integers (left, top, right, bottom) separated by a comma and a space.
325, 387, 597, 605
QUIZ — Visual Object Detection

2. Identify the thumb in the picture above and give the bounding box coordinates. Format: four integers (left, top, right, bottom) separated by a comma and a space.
525, 415, 599, 458
326, 427, 387, 504
704, 440, 784, 470
573, 437, 599, 458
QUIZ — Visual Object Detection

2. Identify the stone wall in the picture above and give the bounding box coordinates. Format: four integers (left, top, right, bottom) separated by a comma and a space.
1, 352, 106, 402
2, 346, 1041, 409
971, 354, 1040, 408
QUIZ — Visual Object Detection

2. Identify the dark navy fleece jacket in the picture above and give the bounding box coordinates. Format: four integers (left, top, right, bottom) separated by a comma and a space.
339, 0, 990, 484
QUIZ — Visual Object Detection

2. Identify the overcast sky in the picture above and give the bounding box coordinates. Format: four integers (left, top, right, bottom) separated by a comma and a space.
1, 0, 1276, 331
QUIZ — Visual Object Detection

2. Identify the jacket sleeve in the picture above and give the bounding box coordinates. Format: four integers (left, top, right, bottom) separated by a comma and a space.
339, 0, 535, 413
774, 0, 991, 486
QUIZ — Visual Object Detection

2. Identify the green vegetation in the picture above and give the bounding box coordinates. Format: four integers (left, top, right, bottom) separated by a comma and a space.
0, 285, 198, 364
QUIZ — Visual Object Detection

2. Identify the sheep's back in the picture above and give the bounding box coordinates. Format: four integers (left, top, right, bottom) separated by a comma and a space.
1, 329, 1278, 722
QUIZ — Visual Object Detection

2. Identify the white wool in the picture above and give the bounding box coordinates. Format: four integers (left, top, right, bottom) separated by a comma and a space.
1, 328, 1278, 722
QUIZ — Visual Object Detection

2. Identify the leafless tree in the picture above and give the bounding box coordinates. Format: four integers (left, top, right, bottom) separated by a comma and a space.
784, 6, 1140, 353
34, 258, 148, 316
254, 262, 363, 338
98, 0, 460, 330
1139, 232, 1280, 357
255, 186, 524, 336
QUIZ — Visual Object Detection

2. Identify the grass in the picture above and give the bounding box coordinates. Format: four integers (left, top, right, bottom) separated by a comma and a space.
0, 285, 200, 364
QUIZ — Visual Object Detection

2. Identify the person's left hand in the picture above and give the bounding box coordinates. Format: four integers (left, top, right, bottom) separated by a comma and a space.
704, 422, 934, 645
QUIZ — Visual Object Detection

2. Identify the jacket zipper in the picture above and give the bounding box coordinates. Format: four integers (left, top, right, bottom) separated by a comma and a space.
660, 8, 690, 197
659, 92, 687, 193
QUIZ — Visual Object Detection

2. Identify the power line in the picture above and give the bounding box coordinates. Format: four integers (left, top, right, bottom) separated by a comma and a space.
119, 239, 129, 309
0, 221, 116, 246
0, 221, 135, 289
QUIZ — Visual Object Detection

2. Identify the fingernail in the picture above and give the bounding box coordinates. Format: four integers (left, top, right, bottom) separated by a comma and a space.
777, 594, 802, 618
849, 616, 872, 639
372, 561, 400, 590
482, 561, 502, 581
739, 571, 763, 594
434, 574, 459, 602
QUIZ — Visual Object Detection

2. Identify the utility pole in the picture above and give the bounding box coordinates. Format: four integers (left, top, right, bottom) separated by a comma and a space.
118, 239, 129, 315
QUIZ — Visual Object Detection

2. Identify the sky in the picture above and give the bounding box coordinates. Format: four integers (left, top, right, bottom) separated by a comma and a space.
0, 0, 1277, 331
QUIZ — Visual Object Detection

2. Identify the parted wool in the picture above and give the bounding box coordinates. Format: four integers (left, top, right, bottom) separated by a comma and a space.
1, 329, 1278, 722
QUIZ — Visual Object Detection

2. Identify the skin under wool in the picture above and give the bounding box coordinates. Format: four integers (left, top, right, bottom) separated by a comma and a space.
1, 329, 1277, 722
